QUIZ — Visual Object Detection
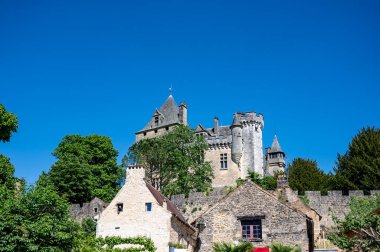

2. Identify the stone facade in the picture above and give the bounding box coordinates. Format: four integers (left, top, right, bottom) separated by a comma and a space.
136, 95, 272, 188
71, 197, 108, 222
193, 181, 312, 252
96, 166, 195, 252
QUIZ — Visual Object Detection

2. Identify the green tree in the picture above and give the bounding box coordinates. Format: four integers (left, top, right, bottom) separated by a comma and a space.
0, 154, 16, 191
247, 171, 277, 190
129, 125, 213, 197
328, 195, 380, 251
287, 158, 332, 195
48, 155, 93, 203
0, 104, 18, 143
334, 127, 380, 191
0, 185, 81, 252
44, 134, 123, 203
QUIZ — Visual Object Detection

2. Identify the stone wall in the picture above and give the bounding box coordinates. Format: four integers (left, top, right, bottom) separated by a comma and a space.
171, 188, 380, 229
71, 197, 108, 222
305, 190, 380, 228
194, 182, 311, 252
171, 187, 227, 223
205, 148, 240, 188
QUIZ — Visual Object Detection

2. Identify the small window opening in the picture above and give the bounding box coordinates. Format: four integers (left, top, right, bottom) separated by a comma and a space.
241, 219, 262, 240
154, 129, 158, 133
154, 116, 159, 127
94, 207, 98, 213
117, 203, 123, 214
220, 153, 228, 169
144, 132, 147, 136
146, 202, 152, 212
166, 127, 169, 131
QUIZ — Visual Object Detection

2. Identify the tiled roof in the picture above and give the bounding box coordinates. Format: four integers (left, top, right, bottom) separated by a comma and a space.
145, 182, 192, 228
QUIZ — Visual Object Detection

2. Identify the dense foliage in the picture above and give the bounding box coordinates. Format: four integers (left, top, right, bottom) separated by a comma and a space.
0, 185, 81, 252
41, 135, 124, 203
270, 242, 301, 252
328, 195, 380, 251
212, 241, 253, 252
128, 125, 213, 197
287, 158, 332, 195
0, 104, 18, 142
75, 236, 156, 252
247, 171, 277, 190
334, 127, 380, 192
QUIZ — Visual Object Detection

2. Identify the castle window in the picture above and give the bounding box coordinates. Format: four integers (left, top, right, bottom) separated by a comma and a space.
145, 202, 152, 212
117, 203, 123, 214
241, 219, 262, 241
154, 116, 159, 127
220, 153, 228, 169
94, 207, 98, 213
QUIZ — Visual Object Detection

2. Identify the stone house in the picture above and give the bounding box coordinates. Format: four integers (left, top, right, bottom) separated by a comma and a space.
71, 197, 108, 222
193, 180, 314, 252
135, 94, 284, 188
96, 165, 196, 252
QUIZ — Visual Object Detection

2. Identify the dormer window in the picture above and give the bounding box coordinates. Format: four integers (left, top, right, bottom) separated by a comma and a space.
154, 116, 159, 127
117, 203, 123, 214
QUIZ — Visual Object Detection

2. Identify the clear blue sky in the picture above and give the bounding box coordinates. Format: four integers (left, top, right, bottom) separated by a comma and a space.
1, 0, 379, 184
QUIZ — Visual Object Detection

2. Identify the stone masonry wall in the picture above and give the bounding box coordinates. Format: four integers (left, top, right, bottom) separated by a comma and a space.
195, 182, 310, 252
305, 190, 380, 228
171, 188, 380, 229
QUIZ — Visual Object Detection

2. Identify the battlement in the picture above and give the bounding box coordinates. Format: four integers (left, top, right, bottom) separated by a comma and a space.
237, 111, 264, 127
304, 190, 380, 197
126, 165, 145, 179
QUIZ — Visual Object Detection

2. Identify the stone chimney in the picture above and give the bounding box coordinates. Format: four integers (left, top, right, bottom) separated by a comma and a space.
179, 102, 187, 125
214, 117, 219, 135
126, 165, 145, 181
276, 174, 289, 188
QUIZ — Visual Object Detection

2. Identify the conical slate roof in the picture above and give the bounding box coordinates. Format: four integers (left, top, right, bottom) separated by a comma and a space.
269, 135, 284, 153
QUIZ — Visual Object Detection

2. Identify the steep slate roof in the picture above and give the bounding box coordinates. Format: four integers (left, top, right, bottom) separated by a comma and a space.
195, 180, 310, 221
142, 95, 180, 131
269, 135, 284, 153
145, 182, 195, 231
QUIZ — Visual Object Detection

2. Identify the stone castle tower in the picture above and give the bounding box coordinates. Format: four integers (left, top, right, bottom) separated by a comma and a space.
135, 94, 282, 188
135, 95, 187, 141
264, 135, 286, 175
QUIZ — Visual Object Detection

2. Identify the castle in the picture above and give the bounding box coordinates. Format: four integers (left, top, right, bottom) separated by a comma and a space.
135, 94, 285, 187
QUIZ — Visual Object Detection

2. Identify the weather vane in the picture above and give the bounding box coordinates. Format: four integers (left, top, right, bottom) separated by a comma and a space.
169, 84, 173, 96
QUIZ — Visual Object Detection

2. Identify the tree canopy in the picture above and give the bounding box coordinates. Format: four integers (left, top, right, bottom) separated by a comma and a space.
42, 134, 123, 203
334, 127, 380, 191
0, 184, 81, 252
128, 125, 213, 197
328, 195, 380, 251
0, 104, 18, 143
287, 158, 332, 195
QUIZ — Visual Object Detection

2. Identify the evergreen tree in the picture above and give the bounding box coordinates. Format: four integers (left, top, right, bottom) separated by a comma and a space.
287, 158, 332, 195
334, 127, 380, 191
